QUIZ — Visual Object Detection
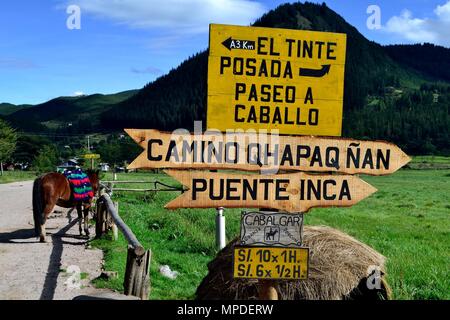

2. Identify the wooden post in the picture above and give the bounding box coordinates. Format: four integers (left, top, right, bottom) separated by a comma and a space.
112, 224, 118, 241
257, 208, 279, 300
258, 280, 278, 300
107, 182, 113, 196
124, 247, 151, 300
95, 198, 107, 238
96, 194, 151, 299
112, 202, 119, 241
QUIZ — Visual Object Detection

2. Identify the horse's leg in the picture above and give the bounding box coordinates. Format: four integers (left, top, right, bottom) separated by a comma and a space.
76, 203, 84, 236
41, 202, 56, 242
83, 205, 90, 236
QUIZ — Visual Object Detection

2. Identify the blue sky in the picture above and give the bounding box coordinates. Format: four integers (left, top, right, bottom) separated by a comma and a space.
1, 0, 449, 105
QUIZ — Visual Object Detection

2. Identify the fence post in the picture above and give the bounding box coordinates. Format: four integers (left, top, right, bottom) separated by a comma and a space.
258, 280, 278, 300
107, 182, 113, 196
95, 198, 107, 238
124, 247, 151, 300
112, 202, 119, 241
96, 194, 151, 300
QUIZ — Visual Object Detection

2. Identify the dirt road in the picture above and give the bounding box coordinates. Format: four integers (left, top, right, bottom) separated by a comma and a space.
0, 180, 131, 300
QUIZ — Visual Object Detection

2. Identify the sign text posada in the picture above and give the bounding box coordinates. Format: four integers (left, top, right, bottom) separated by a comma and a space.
207, 24, 347, 136
125, 129, 411, 175
164, 170, 377, 213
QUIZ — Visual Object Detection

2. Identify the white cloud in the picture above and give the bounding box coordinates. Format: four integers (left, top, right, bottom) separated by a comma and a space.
435, 1, 450, 21
67, 0, 266, 34
131, 66, 163, 75
383, 1, 450, 47
72, 91, 85, 97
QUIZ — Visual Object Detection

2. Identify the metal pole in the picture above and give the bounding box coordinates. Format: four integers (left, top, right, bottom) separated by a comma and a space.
215, 207, 226, 250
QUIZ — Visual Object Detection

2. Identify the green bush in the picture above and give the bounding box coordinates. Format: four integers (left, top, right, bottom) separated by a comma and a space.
33, 145, 58, 175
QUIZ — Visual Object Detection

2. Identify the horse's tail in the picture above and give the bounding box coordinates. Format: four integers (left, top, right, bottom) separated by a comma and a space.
32, 177, 44, 237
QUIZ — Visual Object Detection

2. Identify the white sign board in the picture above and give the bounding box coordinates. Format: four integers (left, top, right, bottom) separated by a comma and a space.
240, 211, 303, 247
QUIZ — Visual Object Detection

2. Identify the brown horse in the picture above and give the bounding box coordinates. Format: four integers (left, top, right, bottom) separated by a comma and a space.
32, 170, 100, 242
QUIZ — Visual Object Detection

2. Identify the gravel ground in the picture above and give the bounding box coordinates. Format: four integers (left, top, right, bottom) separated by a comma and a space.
0, 180, 134, 300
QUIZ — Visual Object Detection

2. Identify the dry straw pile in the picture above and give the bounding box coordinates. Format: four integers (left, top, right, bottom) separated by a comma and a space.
196, 225, 391, 300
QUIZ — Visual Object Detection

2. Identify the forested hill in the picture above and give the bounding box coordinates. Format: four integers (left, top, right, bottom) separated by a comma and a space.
4, 90, 138, 133
0, 103, 31, 116
100, 2, 450, 155
385, 43, 450, 82
102, 2, 401, 130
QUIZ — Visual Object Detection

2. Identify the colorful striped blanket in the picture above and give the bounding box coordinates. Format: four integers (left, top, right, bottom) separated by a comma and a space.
63, 169, 94, 202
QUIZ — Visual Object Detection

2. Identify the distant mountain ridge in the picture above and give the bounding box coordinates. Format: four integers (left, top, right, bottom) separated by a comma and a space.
4, 90, 138, 132
0, 103, 32, 116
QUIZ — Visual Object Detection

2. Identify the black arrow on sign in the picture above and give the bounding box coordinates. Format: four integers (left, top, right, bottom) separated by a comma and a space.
222, 37, 256, 51
299, 64, 331, 77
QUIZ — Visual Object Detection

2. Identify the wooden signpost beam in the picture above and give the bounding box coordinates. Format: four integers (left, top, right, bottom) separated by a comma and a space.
125, 129, 411, 175
258, 208, 279, 300
164, 170, 377, 213
258, 280, 278, 300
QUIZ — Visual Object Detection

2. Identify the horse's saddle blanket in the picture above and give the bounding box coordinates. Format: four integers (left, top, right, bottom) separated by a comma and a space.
63, 170, 94, 202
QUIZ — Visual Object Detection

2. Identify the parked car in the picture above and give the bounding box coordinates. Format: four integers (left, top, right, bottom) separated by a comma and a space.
99, 163, 110, 172
114, 166, 126, 173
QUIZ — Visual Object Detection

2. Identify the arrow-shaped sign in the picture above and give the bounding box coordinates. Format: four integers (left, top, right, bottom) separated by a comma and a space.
164, 170, 377, 213
83, 153, 100, 159
222, 37, 256, 51
299, 64, 331, 77
125, 129, 411, 175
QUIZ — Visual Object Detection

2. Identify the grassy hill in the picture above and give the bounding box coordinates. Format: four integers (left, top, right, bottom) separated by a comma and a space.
5, 90, 137, 132
0, 103, 32, 116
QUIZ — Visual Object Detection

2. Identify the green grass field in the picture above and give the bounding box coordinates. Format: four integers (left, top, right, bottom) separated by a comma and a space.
408, 156, 450, 170
92, 167, 450, 300
0, 160, 447, 299
0, 171, 36, 184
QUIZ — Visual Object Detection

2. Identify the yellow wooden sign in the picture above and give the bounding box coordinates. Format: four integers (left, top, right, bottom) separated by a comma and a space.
125, 129, 411, 175
164, 170, 377, 213
83, 153, 100, 159
233, 246, 309, 280
207, 24, 347, 136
